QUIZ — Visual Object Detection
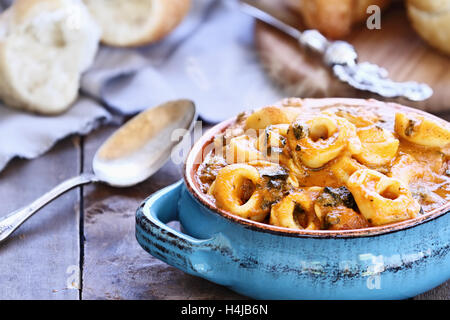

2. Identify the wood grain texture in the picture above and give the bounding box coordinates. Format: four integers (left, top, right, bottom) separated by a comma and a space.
0, 121, 449, 299
81, 125, 244, 300
79, 123, 449, 300
254, 1, 450, 113
415, 281, 450, 300
0, 2, 448, 301
0, 138, 81, 300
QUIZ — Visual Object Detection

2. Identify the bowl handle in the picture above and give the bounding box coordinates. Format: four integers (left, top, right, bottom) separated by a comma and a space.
136, 180, 219, 277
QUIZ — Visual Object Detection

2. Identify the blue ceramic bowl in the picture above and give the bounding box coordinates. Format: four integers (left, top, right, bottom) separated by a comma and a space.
136, 99, 450, 300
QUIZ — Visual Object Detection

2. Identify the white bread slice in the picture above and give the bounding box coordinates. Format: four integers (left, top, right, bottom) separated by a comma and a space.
83, 0, 191, 47
0, 0, 100, 114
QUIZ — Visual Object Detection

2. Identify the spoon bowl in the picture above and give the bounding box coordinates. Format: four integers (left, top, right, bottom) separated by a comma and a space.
0, 99, 196, 243
93, 100, 196, 187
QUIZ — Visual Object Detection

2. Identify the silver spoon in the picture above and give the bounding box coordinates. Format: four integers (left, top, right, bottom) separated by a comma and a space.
237, 0, 433, 101
0, 99, 196, 243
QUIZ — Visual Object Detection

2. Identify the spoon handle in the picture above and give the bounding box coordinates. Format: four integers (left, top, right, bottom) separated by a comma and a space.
0, 173, 98, 243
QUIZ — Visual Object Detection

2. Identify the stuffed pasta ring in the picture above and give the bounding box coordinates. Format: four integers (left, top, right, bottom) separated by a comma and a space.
225, 135, 264, 163
288, 115, 361, 168
395, 112, 450, 148
347, 169, 420, 226
212, 164, 268, 222
270, 190, 320, 230
354, 125, 399, 166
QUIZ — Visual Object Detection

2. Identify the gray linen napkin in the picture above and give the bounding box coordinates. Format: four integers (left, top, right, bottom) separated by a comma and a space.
0, 98, 110, 172
0, 0, 284, 173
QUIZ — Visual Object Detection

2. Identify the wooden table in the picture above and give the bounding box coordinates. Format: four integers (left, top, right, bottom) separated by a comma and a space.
0, 117, 449, 300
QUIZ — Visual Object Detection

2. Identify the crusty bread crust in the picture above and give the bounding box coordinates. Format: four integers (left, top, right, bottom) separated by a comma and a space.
83, 0, 191, 47
285, 0, 391, 39
407, 0, 450, 55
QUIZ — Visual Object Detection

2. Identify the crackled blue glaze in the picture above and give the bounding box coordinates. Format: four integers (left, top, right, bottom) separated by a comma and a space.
136, 180, 450, 300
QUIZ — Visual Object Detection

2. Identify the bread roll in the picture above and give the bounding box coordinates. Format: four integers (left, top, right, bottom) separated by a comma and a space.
407, 0, 450, 55
285, 0, 391, 39
0, 0, 100, 114
83, 0, 191, 47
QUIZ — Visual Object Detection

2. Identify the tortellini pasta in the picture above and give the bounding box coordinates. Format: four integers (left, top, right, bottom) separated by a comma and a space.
256, 125, 289, 156
395, 112, 450, 148
347, 169, 420, 226
245, 106, 302, 130
197, 102, 450, 231
354, 126, 399, 166
270, 189, 321, 230
256, 124, 289, 152
212, 164, 268, 222
330, 155, 365, 184
388, 154, 422, 185
287, 115, 361, 168
225, 135, 264, 164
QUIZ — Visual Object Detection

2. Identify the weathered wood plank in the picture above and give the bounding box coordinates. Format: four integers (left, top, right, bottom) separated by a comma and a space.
81, 126, 243, 300
0, 137, 81, 300
415, 282, 450, 300
81, 115, 450, 300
